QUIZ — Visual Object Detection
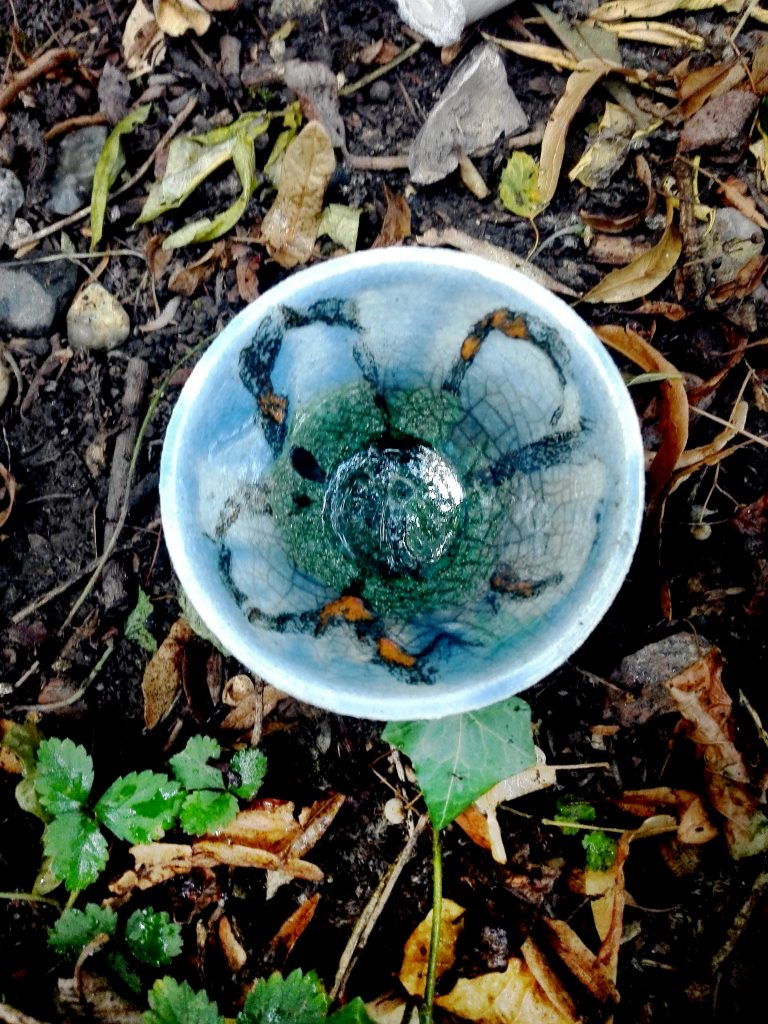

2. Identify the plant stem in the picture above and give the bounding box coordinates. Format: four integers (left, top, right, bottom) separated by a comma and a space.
420, 823, 442, 1024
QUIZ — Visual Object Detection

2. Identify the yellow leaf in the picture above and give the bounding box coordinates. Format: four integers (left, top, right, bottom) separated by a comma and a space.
260, 121, 336, 269
153, 0, 210, 36
437, 958, 575, 1023
599, 19, 704, 48
499, 152, 546, 220
591, 0, 740, 21
539, 65, 609, 207
582, 222, 682, 303
398, 899, 465, 998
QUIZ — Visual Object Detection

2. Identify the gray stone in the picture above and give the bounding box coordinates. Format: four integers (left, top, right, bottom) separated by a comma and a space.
369, 79, 391, 103
0, 259, 78, 336
67, 282, 130, 351
46, 126, 108, 216
0, 169, 24, 248
409, 44, 528, 185
701, 207, 764, 287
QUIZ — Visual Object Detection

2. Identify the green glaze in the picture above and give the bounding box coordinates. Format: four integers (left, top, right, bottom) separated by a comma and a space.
268, 381, 507, 616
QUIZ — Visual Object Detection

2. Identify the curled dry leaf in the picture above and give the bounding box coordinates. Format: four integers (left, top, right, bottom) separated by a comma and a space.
153, 0, 211, 37
0, 463, 18, 529
235, 252, 261, 302
123, 0, 166, 74
614, 788, 717, 844
707, 253, 768, 305
399, 898, 464, 997
717, 175, 768, 231
595, 324, 688, 499
592, 0, 737, 20
141, 617, 195, 729
371, 185, 411, 248
672, 59, 746, 120
582, 220, 682, 303
218, 914, 248, 972
438, 959, 575, 1024
261, 121, 336, 268
267, 892, 321, 962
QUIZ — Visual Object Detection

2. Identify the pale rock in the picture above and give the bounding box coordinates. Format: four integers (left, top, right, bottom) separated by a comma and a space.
67, 282, 131, 351
0, 168, 24, 248
0, 261, 78, 336
701, 207, 764, 287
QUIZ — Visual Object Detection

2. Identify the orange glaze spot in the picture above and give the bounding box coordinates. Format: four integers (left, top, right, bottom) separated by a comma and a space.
318, 595, 374, 627
500, 316, 528, 338
461, 335, 482, 360
377, 636, 417, 667
258, 391, 288, 423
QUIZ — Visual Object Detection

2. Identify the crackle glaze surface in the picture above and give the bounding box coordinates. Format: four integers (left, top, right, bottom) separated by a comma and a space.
161, 249, 644, 719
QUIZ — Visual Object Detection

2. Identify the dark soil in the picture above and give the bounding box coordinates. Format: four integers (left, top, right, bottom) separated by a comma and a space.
1, 1, 767, 1022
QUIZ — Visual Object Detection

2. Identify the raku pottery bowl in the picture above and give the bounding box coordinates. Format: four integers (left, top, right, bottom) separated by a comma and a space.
160, 248, 644, 720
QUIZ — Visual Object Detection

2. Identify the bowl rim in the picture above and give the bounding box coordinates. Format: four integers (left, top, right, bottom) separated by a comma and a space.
160, 246, 645, 720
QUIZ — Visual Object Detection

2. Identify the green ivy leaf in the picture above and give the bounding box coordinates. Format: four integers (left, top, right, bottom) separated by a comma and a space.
90, 103, 152, 250
230, 748, 267, 800
169, 736, 224, 791
43, 812, 109, 891
144, 977, 223, 1024
383, 698, 537, 830
125, 907, 183, 966
35, 737, 94, 815
327, 998, 377, 1023
237, 969, 329, 1024
125, 587, 158, 654
499, 151, 546, 221
95, 771, 182, 843
179, 791, 238, 836
48, 903, 117, 958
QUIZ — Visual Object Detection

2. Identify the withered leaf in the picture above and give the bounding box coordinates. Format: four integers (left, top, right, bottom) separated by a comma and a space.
0, 463, 17, 528
708, 253, 768, 304
261, 121, 336, 268
583, 222, 681, 303
371, 185, 411, 248
153, 0, 211, 37
141, 617, 195, 729
399, 899, 464, 997
437, 957, 575, 1023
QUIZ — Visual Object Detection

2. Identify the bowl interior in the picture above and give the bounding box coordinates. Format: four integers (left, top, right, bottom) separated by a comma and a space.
160, 249, 644, 719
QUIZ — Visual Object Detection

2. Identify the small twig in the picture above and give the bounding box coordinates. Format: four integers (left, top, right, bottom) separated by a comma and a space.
0, 47, 77, 113
339, 40, 422, 98
331, 813, 428, 1003
10, 545, 132, 624
8, 96, 198, 252
712, 870, 768, 973
346, 153, 410, 172
689, 405, 767, 449
10, 249, 145, 266
16, 643, 113, 712
102, 357, 149, 609
45, 111, 109, 141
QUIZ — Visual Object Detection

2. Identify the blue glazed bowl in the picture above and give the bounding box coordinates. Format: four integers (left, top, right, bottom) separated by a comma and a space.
160, 248, 644, 720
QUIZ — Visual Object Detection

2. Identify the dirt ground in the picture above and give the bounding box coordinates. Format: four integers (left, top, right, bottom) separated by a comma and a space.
1, 1, 767, 1022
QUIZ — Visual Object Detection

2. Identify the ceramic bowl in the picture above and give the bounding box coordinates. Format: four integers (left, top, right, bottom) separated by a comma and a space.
160, 248, 644, 720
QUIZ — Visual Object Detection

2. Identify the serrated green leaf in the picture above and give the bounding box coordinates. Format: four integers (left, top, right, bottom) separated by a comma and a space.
125, 587, 158, 654
179, 790, 238, 836
106, 949, 145, 997
125, 907, 183, 966
35, 737, 94, 815
95, 770, 182, 843
90, 103, 151, 250
317, 204, 361, 252
169, 735, 224, 791
144, 977, 223, 1024
48, 903, 117, 958
499, 152, 546, 221
16, 776, 48, 822
382, 698, 537, 830
43, 812, 109, 891
230, 748, 267, 800
238, 969, 329, 1024
327, 998, 376, 1024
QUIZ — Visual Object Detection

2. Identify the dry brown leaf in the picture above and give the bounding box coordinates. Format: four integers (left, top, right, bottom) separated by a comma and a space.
582, 221, 681, 303
214, 800, 303, 852
220, 675, 284, 732
673, 399, 748, 475
267, 892, 321, 962
543, 918, 619, 1005
145, 234, 172, 280
261, 121, 336, 268
539, 65, 609, 207
372, 185, 411, 247
235, 252, 261, 302
672, 59, 746, 119
615, 788, 717, 844
122, 0, 165, 73
194, 840, 324, 878
0, 719, 24, 774
633, 299, 688, 319
266, 793, 345, 897
153, 0, 211, 37
663, 646, 768, 858
399, 899, 465, 997
218, 914, 248, 971
717, 175, 768, 230
200, 0, 239, 10
707, 253, 768, 304
141, 618, 195, 729
752, 43, 768, 95
0, 463, 17, 529
595, 324, 688, 500
520, 938, 580, 1023
437, 957, 575, 1024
